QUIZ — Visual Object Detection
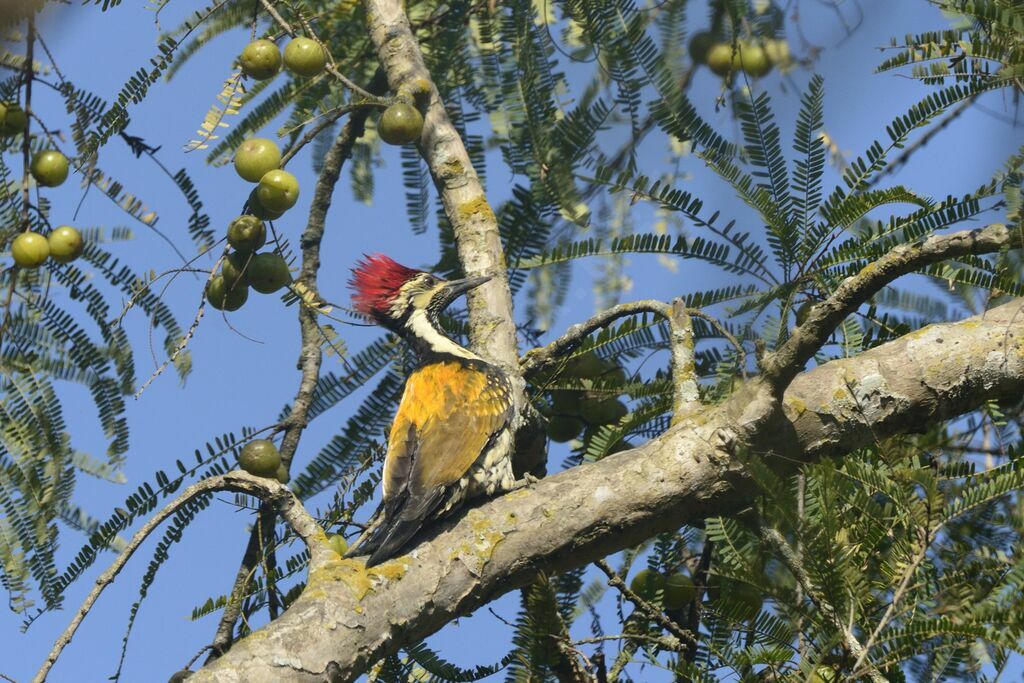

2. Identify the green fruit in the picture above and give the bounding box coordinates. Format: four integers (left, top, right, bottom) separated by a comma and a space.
580, 397, 627, 426
30, 150, 69, 187
547, 415, 584, 443
247, 252, 291, 293
630, 568, 666, 600
256, 169, 300, 212
550, 390, 579, 414
706, 42, 735, 77
227, 215, 266, 252
794, 300, 813, 327
688, 31, 715, 64
206, 275, 248, 311
566, 352, 608, 378
664, 573, 696, 609
234, 138, 282, 183
378, 103, 424, 145
11, 231, 49, 268
738, 43, 772, 77
604, 366, 627, 385
763, 39, 790, 67
1, 102, 27, 136
47, 226, 84, 264
239, 39, 282, 80
327, 533, 348, 556
221, 251, 251, 288
275, 463, 290, 484
283, 37, 327, 77
238, 439, 281, 477
247, 188, 285, 221
708, 577, 761, 618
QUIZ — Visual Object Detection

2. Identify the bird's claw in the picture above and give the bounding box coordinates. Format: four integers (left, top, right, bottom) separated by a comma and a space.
512, 472, 540, 491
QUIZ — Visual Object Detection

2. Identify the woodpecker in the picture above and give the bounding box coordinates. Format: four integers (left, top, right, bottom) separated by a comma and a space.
344, 254, 515, 566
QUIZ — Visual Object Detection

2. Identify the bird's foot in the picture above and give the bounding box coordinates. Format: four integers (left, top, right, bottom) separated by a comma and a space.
511, 472, 540, 491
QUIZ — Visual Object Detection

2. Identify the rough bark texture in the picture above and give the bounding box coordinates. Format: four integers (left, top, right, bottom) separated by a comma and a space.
190, 298, 1024, 682
365, 0, 519, 371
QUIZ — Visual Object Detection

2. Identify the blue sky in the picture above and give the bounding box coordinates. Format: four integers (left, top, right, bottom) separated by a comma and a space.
1, 1, 1021, 681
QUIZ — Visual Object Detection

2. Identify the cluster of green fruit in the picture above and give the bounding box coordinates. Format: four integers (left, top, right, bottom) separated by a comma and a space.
240, 36, 425, 147
690, 31, 790, 78
238, 438, 290, 484
206, 138, 295, 311
207, 215, 291, 311
6, 149, 85, 269
545, 352, 629, 444
239, 36, 328, 81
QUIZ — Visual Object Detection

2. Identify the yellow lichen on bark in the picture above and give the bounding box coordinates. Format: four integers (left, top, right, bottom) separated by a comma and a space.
457, 196, 496, 223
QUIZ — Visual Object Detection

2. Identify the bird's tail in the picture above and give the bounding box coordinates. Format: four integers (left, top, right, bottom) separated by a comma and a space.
363, 515, 428, 567
343, 502, 387, 559
343, 503, 426, 567
345, 491, 444, 566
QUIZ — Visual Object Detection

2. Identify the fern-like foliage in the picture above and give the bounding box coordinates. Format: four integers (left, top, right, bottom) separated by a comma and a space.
9, 1, 1022, 681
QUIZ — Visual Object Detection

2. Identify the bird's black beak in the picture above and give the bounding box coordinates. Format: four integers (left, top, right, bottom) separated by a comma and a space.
443, 274, 492, 299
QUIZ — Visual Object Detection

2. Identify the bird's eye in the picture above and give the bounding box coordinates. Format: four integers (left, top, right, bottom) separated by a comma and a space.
422, 275, 437, 287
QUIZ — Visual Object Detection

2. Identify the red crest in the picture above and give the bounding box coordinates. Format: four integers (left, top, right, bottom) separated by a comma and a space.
349, 254, 422, 318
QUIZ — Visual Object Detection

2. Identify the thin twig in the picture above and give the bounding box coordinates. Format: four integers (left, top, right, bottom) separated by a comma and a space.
257, 0, 381, 101
521, 300, 671, 376
758, 525, 886, 683
570, 632, 684, 650
21, 17, 34, 227
34, 471, 328, 683
134, 248, 229, 399
682, 539, 713, 666
0, 17, 36, 356
864, 97, 977, 190
593, 559, 695, 646
278, 103, 357, 168
852, 527, 930, 676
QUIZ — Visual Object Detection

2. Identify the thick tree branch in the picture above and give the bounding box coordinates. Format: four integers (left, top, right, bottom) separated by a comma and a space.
36, 472, 328, 683
762, 223, 1015, 393
365, 0, 519, 372
192, 299, 1024, 682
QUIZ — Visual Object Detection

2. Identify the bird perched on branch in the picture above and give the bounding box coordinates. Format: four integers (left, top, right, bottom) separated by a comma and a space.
344, 254, 515, 566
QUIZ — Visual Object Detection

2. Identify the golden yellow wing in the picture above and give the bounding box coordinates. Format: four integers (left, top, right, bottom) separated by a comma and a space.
383, 360, 512, 503
357, 360, 512, 565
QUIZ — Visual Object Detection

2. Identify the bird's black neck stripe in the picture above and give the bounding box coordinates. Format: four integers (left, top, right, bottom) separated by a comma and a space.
395, 308, 481, 363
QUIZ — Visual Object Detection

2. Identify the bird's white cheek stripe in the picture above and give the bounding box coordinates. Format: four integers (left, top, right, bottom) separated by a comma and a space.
406, 310, 480, 360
